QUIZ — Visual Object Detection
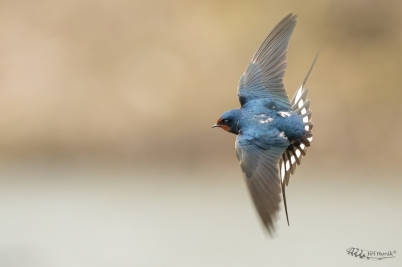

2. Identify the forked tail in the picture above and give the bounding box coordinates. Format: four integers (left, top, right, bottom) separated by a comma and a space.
279, 53, 319, 226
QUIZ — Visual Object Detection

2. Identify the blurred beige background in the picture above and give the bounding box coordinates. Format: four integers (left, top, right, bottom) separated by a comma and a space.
0, 0, 401, 266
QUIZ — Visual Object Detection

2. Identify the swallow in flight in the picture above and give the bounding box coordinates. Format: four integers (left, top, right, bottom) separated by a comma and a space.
212, 13, 317, 233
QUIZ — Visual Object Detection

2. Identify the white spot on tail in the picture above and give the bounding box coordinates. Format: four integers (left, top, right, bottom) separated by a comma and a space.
298, 99, 304, 108
295, 87, 303, 102
300, 144, 305, 150
281, 163, 285, 182
301, 108, 307, 115
291, 156, 296, 164
303, 116, 309, 122
295, 149, 301, 157
285, 161, 290, 171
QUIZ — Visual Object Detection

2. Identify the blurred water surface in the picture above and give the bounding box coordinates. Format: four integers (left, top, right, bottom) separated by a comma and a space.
0, 162, 400, 266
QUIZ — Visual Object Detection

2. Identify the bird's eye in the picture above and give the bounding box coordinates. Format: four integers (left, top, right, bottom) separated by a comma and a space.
223, 119, 229, 124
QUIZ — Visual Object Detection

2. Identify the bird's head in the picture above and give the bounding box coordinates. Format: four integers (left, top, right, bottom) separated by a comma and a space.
212, 109, 240, 135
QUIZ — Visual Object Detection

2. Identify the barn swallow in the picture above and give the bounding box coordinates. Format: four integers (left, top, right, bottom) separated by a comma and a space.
212, 14, 317, 234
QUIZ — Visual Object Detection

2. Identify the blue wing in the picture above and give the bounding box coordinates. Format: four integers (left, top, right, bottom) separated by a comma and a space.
235, 134, 288, 234
238, 14, 296, 110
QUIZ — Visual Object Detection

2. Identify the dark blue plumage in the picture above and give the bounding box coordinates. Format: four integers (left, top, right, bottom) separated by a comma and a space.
212, 14, 317, 234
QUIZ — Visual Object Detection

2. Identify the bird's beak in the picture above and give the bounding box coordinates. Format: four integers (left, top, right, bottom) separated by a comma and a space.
211, 124, 220, 128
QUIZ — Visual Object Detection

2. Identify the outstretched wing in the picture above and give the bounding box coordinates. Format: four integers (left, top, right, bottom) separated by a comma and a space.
238, 14, 297, 110
236, 134, 288, 234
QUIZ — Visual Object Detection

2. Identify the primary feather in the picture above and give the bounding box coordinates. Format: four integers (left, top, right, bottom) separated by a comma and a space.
238, 14, 297, 110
